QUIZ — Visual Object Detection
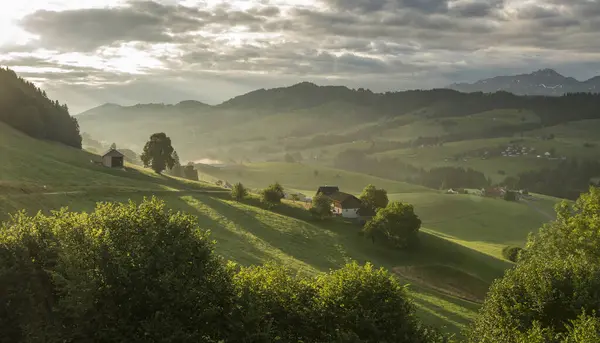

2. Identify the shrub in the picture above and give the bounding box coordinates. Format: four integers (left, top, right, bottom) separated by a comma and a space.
0, 198, 235, 342
502, 245, 524, 262
260, 182, 284, 206
231, 182, 248, 201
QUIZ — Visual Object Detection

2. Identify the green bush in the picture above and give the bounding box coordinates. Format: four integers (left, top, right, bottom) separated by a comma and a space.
260, 182, 284, 206
0, 198, 235, 343
502, 245, 524, 262
231, 262, 447, 343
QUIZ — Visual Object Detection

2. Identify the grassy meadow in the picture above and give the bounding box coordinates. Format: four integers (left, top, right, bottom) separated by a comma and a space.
0, 121, 565, 339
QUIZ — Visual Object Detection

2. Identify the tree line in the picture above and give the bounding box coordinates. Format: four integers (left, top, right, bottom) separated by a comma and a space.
222, 81, 600, 128
515, 159, 600, 199
0, 67, 81, 148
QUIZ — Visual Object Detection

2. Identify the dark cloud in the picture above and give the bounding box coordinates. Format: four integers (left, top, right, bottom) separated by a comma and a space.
451, 0, 504, 18
18, 1, 281, 51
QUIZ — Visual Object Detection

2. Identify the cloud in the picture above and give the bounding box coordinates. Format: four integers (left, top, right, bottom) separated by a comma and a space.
1, 0, 599, 112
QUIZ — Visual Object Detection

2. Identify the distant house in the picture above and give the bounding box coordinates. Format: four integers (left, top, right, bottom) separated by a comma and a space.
101, 148, 124, 168
328, 191, 363, 219
316, 186, 340, 196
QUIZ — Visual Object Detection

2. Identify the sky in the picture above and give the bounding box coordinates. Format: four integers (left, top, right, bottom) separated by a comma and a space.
1, 0, 600, 114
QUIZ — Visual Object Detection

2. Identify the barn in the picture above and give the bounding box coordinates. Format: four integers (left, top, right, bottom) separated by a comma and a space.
102, 148, 125, 168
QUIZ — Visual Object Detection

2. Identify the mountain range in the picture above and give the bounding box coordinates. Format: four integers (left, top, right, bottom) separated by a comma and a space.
447, 69, 600, 96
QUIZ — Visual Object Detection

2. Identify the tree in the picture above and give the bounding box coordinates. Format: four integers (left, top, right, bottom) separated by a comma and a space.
314, 170, 319, 177
359, 184, 389, 212
310, 193, 333, 220
231, 182, 248, 201
468, 187, 600, 343
0, 198, 235, 342
363, 202, 421, 249
261, 182, 284, 206
524, 186, 600, 263
140, 133, 176, 174
468, 257, 600, 343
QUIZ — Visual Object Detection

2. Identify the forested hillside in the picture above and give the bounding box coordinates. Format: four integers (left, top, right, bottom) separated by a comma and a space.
79, 82, 600, 200
0, 67, 81, 148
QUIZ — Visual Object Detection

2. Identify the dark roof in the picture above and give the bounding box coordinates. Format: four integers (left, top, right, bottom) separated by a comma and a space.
102, 148, 125, 158
316, 186, 339, 196
328, 191, 362, 209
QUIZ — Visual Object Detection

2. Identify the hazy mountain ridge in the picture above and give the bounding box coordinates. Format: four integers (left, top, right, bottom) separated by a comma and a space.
448, 69, 600, 96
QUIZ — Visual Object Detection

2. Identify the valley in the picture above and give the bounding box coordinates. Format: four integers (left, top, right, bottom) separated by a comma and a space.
1, 66, 598, 341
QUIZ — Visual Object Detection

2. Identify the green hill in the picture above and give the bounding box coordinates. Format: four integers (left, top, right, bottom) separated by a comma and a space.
2, 118, 554, 338
195, 162, 432, 194
77, 84, 600, 201
0, 122, 222, 195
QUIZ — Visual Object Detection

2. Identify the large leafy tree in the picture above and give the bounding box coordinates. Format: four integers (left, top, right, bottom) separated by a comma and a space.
0, 198, 235, 342
363, 201, 421, 249
468, 186, 600, 343
359, 184, 389, 212
141, 132, 176, 174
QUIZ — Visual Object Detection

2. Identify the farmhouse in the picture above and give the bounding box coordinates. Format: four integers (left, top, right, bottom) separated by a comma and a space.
101, 148, 124, 168
328, 191, 363, 218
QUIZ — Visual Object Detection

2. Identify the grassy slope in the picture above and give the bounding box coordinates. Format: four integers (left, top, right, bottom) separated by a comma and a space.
0, 123, 221, 193
1, 123, 561, 338
389, 192, 559, 258
196, 162, 432, 194
0, 191, 502, 336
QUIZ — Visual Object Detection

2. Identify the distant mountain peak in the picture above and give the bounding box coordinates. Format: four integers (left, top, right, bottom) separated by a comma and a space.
448, 68, 599, 96
532, 68, 563, 77
175, 100, 210, 108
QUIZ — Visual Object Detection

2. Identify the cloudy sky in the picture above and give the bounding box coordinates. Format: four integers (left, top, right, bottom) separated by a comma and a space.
1, 0, 600, 113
